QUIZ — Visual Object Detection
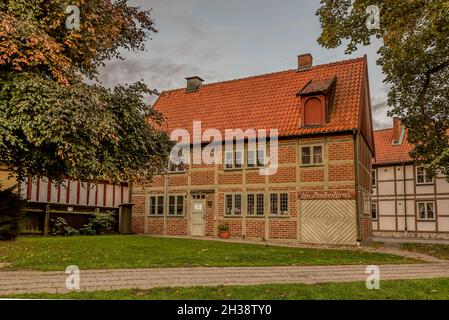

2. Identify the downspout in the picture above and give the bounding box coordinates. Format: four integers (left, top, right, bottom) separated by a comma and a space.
353, 129, 361, 245
403, 163, 408, 237
163, 169, 168, 235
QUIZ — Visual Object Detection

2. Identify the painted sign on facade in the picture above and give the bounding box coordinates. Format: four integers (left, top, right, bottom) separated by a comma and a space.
298, 191, 356, 200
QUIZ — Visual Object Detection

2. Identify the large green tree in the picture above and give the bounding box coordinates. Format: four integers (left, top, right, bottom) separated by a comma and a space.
0, 0, 173, 183
317, 0, 449, 176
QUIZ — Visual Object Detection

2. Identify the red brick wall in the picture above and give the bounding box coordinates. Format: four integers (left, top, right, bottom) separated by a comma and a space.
245, 219, 265, 238
300, 168, 324, 182
218, 173, 242, 185
191, 171, 215, 185
269, 220, 297, 239
329, 164, 355, 181
167, 218, 188, 236
147, 218, 164, 235
360, 216, 372, 241
269, 167, 297, 184
132, 216, 144, 234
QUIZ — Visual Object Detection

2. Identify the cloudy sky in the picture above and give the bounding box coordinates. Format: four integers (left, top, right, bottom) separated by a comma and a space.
97, 0, 392, 129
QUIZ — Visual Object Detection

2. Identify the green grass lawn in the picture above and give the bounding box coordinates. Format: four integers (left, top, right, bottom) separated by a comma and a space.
5, 278, 449, 300
0, 235, 415, 271
399, 243, 449, 260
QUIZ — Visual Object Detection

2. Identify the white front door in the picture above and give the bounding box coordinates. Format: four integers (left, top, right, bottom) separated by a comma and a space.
191, 200, 206, 236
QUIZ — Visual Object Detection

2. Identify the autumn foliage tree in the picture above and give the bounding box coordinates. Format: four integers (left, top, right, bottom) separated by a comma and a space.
317, 0, 449, 177
0, 0, 173, 183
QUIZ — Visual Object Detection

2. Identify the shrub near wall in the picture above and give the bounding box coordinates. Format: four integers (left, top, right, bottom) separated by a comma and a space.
0, 187, 25, 241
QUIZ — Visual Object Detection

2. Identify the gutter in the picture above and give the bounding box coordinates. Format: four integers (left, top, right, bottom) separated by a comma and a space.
353, 129, 361, 244
403, 163, 408, 236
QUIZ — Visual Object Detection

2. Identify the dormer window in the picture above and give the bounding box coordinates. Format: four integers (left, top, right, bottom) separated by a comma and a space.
297, 77, 337, 128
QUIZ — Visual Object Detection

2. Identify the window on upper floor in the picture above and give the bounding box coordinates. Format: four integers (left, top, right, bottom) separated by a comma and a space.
300, 145, 323, 166
225, 149, 243, 170
247, 148, 266, 168
417, 201, 435, 220
416, 166, 433, 185
372, 170, 377, 187
169, 149, 186, 173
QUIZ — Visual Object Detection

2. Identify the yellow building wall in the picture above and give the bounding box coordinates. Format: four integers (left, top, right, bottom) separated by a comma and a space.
0, 166, 17, 190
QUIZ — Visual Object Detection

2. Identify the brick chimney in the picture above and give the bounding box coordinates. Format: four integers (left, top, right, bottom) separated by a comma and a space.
393, 116, 402, 144
298, 53, 313, 71
186, 76, 204, 93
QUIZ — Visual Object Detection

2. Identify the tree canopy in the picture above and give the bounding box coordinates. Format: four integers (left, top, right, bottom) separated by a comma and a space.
317, 0, 449, 176
0, 0, 173, 183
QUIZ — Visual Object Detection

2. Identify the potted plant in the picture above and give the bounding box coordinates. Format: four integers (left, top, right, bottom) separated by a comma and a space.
218, 222, 231, 239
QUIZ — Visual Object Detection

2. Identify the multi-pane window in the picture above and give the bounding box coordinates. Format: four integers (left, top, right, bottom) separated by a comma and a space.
247, 193, 264, 216
371, 203, 378, 220
176, 196, 184, 215
372, 170, 377, 187
149, 196, 164, 216
416, 167, 433, 185
225, 152, 233, 169
225, 150, 243, 169
269, 193, 289, 215
169, 196, 176, 215
168, 195, 184, 216
417, 202, 435, 220
257, 150, 266, 167
225, 195, 233, 215
270, 194, 278, 215
280, 193, 288, 214
169, 149, 186, 173
234, 195, 242, 215
247, 149, 266, 168
225, 194, 242, 215
157, 196, 164, 215
247, 194, 255, 215
301, 145, 323, 165
256, 194, 264, 215
149, 196, 157, 215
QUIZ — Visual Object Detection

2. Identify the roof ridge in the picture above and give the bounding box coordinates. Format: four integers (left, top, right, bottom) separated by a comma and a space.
160, 56, 365, 94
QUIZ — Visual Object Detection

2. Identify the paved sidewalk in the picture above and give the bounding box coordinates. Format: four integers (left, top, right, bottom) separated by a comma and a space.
373, 237, 449, 245
1, 263, 449, 295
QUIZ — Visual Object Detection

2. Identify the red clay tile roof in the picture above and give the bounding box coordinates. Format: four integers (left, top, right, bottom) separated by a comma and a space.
373, 128, 414, 166
153, 57, 366, 142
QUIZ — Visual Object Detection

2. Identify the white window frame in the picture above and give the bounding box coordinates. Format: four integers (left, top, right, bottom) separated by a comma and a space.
169, 150, 186, 173
224, 194, 242, 216
224, 149, 244, 170
149, 195, 164, 216
246, 148, 266, 169
371, 202, 378, 220
269, 192, 289, 216
246, 193, 266, 216
372, 169, 377, 188
300, 144, 324, 166
416, 166, 434, 185
417, 201, 435, 221
168, 194, 185, 216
